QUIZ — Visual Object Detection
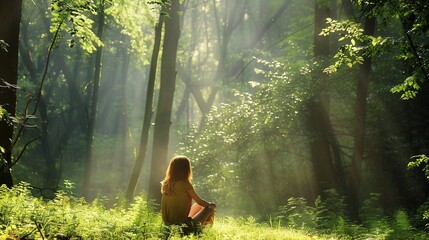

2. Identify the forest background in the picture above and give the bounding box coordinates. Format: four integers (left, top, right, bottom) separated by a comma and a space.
1, 0, 429, 239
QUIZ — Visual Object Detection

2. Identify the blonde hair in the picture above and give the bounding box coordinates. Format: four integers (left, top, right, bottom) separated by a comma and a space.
161, 155, 193, 195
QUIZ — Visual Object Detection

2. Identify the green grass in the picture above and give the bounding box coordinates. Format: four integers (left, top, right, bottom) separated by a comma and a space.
190, 218, 323, 240
1, 182, 428, 239
160, 217, 326, 240
0, 183, 326, 239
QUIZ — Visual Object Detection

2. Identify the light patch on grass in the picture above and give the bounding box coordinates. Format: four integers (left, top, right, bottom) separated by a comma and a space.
168, 217, 326, 240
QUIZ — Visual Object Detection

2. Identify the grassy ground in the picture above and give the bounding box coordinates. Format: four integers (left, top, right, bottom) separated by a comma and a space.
166, 217, 325, 240
2, 183, 428, 239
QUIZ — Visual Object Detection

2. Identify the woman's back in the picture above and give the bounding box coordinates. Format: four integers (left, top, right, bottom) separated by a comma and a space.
161, 180, 193, 225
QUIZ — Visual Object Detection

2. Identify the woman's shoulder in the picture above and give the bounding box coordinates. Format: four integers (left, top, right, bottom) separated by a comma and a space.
175, 180, 193, 190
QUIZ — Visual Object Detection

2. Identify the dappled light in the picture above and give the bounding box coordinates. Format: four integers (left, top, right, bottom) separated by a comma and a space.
1, 0, 429, 239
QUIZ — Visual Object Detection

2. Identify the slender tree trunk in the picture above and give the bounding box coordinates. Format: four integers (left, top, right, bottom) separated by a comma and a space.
82, 0, 105, 199
119, 45, 130, 183
0, 0, 22, 187
125, 13, 164, 202
148, 0, 181, 203
309, 0, 337, 199
348, 10, 376, 220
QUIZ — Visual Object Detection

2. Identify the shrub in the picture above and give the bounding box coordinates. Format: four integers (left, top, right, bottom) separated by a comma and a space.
276, 197, 317, 230
360, 193, 389, 229
414, 199, 429, 229
315, 189, 347, 232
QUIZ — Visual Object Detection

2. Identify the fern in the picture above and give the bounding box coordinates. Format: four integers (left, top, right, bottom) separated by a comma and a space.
276, 197, 317, 230
315, 189, 347, 232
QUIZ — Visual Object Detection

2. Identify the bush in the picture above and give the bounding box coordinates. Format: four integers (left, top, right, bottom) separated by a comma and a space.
315, 189, 347, 232
276, 197, 317, 230
360, 193, 389, 230
414, 199, 429, 229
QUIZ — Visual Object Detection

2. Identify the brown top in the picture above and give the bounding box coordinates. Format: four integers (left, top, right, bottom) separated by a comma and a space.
161, 180, 193, 225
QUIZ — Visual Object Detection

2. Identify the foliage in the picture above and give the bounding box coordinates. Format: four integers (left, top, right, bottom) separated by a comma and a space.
276, 197, 317, 230
320, 18, 388, 73
10, 0, 429, 239
105, 0, 161, 64
0, 106, 8, 167
1, 183, 429, 239
274, 190, 429, 239
0, 182, 162, 239
0, 182, 327, 240
415, 199, 429, 229
322, 0, 429, 99
408, 155, 429, 228
358, 193, 392, 238
360, 193, 387, 228
14, 0, 160, 195
180, 58, 312, 216
50, 0, 102, 53
315, 189, 348, 233
0, 106, 6, 121
408, 155, 429, 180
390, 75, 423, 100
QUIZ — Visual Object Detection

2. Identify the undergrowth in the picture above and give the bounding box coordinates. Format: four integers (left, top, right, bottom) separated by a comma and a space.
275, 189, 429, 240
1, 182, 428, 239
0, 182, 162, 239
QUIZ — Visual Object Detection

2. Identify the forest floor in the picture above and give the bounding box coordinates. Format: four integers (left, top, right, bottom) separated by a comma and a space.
2, 183, 428, 239
187, 218, 323, 240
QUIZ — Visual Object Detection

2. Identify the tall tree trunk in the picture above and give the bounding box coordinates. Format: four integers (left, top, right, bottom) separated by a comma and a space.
148, 0, 181, 203
82, 0, 105, 199
119, 44, 130, 184
125, 13, 164, 202
348, 9, 376, 220
0, 0, 22, 187
309, 0, 337, 199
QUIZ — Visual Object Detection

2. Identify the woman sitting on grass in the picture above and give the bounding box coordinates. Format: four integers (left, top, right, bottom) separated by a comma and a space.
161, 155, 216, 234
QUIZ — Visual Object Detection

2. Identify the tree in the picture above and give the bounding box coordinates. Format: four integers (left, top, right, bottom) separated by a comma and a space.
348, 2, 376, 220
148, 0, 181, 203
126, 10, 164, 202
82, 0, 106, 199
177, 0, 291, 128
308, 0, 342, 199
0, 0, 23, 187
17, 0, 91, 193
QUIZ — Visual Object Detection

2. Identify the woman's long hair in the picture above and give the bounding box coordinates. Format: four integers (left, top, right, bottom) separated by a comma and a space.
161, 155, 193, 195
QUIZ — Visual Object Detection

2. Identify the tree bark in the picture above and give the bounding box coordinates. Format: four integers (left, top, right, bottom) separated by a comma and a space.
82, 0, 105, 199
0, 0, 22, 187
148, 0, 181, 204
309, 0, 337, 199
348, 9, 376, 220
126, 12, 164, 202
119, 44, 130, 184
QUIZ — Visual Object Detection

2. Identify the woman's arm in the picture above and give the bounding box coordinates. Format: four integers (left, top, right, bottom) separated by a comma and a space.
187, 188, 215, 208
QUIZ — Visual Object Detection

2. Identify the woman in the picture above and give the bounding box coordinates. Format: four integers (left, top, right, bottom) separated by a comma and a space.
161, 155, 216, 233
